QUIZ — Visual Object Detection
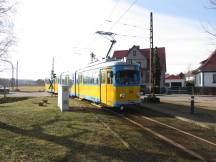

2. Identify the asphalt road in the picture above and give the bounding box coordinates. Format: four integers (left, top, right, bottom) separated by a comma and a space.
142, 94, 216, 110
1, 91, 51, 98
2, 92, 216, 110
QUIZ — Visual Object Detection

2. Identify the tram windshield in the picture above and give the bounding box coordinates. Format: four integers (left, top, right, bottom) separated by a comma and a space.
115, 70, 139, 85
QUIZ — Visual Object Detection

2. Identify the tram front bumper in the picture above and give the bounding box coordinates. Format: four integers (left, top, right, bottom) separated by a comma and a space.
113, 100, 141, 108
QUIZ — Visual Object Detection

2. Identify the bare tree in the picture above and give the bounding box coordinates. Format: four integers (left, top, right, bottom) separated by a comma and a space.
209, 0, 216, 8
203, 0, 216, 38
0, 0, 16, 71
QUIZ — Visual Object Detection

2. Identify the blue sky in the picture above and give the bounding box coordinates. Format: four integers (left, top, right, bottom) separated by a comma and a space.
137, 0, 216, 23
1, 0, 215, 79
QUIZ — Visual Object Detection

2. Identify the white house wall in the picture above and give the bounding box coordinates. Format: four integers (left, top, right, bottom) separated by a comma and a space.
195, 72, 203, 87
124, 46, 166, 88
126, 47, 147, 84
126, 48, 147, 69
203, 72, 216, 87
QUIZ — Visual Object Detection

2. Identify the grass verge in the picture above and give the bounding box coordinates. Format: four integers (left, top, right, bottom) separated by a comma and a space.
0, 96, 199, 162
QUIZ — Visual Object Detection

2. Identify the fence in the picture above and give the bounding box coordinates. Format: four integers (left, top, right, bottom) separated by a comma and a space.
164, 86, 193, 94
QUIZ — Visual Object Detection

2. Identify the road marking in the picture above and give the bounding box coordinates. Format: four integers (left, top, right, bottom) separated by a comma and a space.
141, 115, 216, 147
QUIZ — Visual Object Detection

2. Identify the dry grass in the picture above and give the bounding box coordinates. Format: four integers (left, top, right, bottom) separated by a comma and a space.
0, 96, 197, 162
13, 86, 45, 92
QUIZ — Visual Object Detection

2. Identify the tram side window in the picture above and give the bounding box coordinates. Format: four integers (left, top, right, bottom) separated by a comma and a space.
56, 78, 60, 84
76, 75, 79, 84
107, 71, 113, 84
78, 74, 83, 84
90, 73, 94, 84
101, 71, 106, 84
93, 70, 99, 84
83, 72, 86, 84
71, 74, 74, 85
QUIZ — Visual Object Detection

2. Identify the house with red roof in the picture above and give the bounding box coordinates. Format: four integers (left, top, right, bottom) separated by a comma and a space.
193, 49, 216, 95
113, 45, 166, 90
165, 74, 185, 88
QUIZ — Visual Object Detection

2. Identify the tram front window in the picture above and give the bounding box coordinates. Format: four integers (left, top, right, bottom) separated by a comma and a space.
116, 70, 139, 85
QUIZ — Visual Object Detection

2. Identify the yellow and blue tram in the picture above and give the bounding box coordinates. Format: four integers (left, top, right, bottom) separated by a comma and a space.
45, 60, 141, 108
45, 74, 71, 94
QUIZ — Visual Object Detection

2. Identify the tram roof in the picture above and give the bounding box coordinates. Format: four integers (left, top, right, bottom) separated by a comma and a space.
77, 60, 138, 72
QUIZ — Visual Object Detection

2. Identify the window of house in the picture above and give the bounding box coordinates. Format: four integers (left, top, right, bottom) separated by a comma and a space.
127, 59, 132, 64
165, 83, 170, 87
133, 51, 136, 56
199, 74, 201, 85
213, 74, 216, 83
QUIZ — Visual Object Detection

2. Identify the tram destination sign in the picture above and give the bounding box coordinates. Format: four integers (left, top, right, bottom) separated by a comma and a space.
123, 66, 136, 70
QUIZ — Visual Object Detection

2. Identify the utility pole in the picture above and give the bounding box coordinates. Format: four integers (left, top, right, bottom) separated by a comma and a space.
16, 61, 18, 90
144, 12, 160, 103
51, 57, 54, 78
149, 12, 153, 94
11, 64, 14, 91
51, 57, 56, 94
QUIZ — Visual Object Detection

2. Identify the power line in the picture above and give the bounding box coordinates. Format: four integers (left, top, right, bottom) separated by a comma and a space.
86, 0, 121, 51
109, 0, 138, 30
72, 47, 91, 50
103, 0, 121, 26
73, 0, 121, 52
116, 33, 148, 39
106, 19, 149, 30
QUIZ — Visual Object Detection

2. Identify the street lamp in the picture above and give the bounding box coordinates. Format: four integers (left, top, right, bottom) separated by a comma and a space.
0, 59, 14, 90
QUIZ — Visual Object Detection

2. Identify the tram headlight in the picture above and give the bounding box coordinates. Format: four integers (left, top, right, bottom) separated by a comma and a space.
120, 93, 125, 98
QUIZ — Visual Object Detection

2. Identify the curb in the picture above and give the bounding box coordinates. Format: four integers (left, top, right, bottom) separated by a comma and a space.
140, 103, 216, 131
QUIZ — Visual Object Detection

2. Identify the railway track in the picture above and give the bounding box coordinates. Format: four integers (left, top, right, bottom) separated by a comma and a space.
102, 105, 216, 162
78, 99, 216, 161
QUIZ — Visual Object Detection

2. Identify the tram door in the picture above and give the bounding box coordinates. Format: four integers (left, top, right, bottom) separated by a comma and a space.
100, 69, 113, 105
100, 70, 107, 104
106, 69, 113, 106
77, 74, 81, 97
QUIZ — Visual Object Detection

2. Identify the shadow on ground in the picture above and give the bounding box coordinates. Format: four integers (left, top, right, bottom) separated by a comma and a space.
0, 97, 30, 104
142, 102, 216, 125
0, 118, 163, 162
